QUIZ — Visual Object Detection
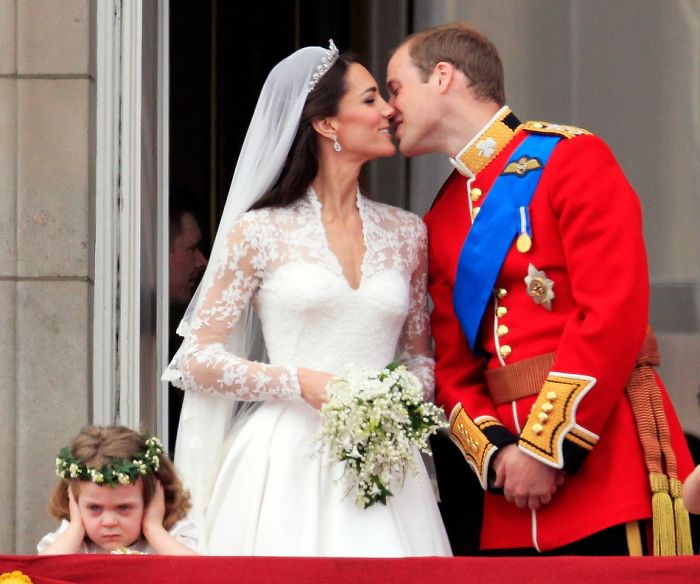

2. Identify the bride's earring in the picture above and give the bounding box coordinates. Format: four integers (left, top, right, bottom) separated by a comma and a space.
333, 135, 342, 152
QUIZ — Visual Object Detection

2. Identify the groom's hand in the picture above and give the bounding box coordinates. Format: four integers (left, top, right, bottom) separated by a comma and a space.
493, 444, 564, 510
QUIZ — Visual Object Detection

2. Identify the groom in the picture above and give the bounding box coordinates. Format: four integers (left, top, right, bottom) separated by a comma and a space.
387, 22, 694, 555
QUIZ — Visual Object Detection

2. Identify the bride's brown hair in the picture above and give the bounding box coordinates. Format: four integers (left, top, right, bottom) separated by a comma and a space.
251, 53, 355, 211
48, 425, 190, 531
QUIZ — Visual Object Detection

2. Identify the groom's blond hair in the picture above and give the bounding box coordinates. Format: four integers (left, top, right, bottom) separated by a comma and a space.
399, 22, 505, 106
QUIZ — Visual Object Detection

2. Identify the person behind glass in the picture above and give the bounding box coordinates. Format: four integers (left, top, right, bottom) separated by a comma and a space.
169, 196, 208, 310
386, 23, 694, 555
163, 42, 451, 556
168, 195, 208, 455
38, 425, 199, 555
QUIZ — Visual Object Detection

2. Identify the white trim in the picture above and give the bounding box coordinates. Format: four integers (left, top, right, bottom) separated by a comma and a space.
493, 299, 506, 367
573, 423, 600, 441
118, 0, 143, 427
157, 0, 170, 445
531, 509, 540, 552
93, 0, 122, 425
512, 401, 521, 434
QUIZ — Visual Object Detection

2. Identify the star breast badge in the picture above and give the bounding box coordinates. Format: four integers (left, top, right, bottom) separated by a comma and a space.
524, 263, 554, 310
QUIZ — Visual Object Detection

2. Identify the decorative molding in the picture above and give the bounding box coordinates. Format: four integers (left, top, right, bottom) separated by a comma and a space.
157, 0, 170, 445
94, 0, 169, 432
118, 0, 143, 427
93, 0, 122, 425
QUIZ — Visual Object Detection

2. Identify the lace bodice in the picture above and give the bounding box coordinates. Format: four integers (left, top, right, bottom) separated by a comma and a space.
165, 189, 434, 401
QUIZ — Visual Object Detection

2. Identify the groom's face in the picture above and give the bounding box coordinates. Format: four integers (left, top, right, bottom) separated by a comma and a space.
386, 45, 438, 157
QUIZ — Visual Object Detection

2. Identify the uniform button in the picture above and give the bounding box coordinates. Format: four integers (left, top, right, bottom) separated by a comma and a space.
472, 207, 481, 219
546, 391, 557, 401
470, 187, 483, 201
499, 345, 512, 359
533, 122, 545, 128
497, 324, 509, 337
538, 412, 549, 423
496, 288, 508, 299
496, 306, 508, 318
532, 423, 544, 435
542, 402, 554, 413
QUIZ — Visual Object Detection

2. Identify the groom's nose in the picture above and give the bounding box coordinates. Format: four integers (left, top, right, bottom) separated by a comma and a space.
381, 101, 395, 119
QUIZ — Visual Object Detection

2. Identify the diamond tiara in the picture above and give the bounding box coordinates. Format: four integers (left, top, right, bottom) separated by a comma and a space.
309, 39, 340, 91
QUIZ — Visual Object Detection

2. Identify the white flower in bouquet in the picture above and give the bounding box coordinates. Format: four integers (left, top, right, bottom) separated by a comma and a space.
317, 362, 447, 509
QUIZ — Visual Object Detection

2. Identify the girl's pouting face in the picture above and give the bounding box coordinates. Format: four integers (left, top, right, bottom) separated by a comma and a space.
75, 479, 145, 551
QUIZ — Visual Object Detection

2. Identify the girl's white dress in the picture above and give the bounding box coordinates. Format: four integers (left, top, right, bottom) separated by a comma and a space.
166, 190, 451, 557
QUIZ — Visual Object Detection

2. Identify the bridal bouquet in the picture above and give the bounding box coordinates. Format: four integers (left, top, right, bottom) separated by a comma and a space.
317, 362, 446, 509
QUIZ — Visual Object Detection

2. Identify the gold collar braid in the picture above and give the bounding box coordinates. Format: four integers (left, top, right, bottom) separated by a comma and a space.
451, 106, 521, 178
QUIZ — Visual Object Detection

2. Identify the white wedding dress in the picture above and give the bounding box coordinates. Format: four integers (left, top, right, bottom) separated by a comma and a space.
166, 189, 451, 557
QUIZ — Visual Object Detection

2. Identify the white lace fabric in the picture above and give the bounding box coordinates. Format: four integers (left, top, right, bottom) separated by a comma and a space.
166, 189, 435, 402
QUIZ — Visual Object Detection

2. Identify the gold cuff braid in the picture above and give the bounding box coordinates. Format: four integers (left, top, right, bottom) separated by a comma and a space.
449, 404, 498, 490
518, 372, 597, 468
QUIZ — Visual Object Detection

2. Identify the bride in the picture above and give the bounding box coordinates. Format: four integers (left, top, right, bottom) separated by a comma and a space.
164, 41, 451, 557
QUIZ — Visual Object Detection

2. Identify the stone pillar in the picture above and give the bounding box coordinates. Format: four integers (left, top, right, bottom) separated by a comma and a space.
0, 0, 95, 553
0, 0, 19, 557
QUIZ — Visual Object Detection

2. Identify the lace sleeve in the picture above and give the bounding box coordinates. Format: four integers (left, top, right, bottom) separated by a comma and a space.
397, 218, 435, 401
170, 214, 301, 401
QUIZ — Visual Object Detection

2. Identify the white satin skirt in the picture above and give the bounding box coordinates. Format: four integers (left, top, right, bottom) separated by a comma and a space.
203, 400, 452, 557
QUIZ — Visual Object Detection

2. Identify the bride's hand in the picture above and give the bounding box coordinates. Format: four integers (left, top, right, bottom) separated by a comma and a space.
297, 368, 334, 410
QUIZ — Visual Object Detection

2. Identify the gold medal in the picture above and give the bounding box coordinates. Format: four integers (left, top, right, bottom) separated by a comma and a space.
516, 233, 531, 253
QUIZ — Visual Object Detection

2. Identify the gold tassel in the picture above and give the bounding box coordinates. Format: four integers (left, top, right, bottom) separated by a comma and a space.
669, 477, 694, 555
650, 472, 676, 556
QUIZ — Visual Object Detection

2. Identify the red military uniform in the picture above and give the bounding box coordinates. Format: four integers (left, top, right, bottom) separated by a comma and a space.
425, 107, 693, 551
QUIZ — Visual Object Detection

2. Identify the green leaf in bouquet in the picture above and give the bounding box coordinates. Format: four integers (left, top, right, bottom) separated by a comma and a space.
365, 476, 393, 508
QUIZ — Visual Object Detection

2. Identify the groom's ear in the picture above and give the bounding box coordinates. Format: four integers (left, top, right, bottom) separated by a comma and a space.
311, 117, 338, 139
432, 61, 456, 94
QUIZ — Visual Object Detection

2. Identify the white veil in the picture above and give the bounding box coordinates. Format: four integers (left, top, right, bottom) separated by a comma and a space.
162, 43, 339, 538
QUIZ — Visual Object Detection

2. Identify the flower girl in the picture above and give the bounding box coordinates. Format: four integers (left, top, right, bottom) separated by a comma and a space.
38, 425, 198, 555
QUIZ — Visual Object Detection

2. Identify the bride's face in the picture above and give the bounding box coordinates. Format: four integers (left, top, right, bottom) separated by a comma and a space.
332, 63, 396, 162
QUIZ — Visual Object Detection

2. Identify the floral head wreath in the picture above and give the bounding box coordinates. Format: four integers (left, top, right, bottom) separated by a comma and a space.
308, 39, 339, 91
55, 434, 164, 487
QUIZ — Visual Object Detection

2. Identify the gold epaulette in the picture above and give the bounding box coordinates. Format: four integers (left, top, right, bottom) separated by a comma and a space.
518, 372, 598, 468
449, 404, 499, 490
522, 121, 592, 139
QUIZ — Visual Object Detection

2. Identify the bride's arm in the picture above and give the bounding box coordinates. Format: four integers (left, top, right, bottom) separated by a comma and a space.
397, 217, 435, 401
170, 214, 302, 401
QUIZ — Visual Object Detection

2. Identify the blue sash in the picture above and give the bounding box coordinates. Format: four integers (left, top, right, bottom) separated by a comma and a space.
453, 133, 561, 350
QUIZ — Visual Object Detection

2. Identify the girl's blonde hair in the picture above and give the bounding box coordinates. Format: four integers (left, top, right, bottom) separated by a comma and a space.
49, 425, 190, 531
